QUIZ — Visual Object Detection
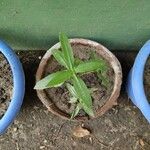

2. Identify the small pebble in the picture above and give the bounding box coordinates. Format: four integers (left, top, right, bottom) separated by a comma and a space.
13, 127, 18, 132
43, 139, 47, 143
89, 137, 93, 143
40, 146, 45, 149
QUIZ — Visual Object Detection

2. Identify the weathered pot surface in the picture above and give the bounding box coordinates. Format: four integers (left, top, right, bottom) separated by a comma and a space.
36, 38, 122, 121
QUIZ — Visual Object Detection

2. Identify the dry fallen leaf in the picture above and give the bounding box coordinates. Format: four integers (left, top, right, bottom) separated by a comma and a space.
73, 126, 90, 138
139, 139, 145, 147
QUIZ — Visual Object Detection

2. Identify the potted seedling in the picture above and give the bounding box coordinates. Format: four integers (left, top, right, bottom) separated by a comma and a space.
35, 33, 122, 120
0, 40, 25, 134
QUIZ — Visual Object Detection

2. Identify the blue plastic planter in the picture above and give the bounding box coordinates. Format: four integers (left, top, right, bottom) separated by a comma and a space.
127, 40, 150, 123
0, 40, 25, 135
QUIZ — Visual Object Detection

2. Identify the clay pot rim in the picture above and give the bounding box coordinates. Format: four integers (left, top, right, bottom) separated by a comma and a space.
36, 38, 122, 121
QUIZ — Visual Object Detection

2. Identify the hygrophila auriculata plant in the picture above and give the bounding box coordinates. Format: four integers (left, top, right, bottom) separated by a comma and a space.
34, 33, 109, 118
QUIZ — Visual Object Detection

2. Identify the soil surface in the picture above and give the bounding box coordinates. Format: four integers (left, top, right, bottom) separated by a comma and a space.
144, 57, 150, 100
0, 51, 150, 150
0, 53, 13, 118
44, 44, 114, 116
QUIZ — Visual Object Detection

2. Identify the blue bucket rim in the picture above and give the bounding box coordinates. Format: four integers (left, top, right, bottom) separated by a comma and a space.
127, 40, 150, 122
0, 40, 25, 134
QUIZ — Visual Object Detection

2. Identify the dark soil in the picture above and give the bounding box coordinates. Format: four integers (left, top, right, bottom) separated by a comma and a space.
0, 51, 150, 150
44, 44, 115, 116
0, 53, 13, 118
144, 57, 150, 100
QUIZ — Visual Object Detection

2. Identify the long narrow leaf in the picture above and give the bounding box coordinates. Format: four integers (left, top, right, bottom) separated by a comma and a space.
34, 70, 72, 89
59, 33, 74, 69
71, 104, 81, 119
74, 60, 106, 74
66, 83, 78, 99
72, 75, 94, 117
69, 97, 78, 103
52, 49, 68, 69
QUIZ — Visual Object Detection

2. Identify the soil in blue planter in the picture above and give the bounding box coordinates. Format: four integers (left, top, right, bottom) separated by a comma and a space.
144, 57, 150, 101
0, 53, 13, 118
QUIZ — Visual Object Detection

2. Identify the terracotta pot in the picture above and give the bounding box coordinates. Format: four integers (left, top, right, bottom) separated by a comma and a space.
35, 39, 122, 121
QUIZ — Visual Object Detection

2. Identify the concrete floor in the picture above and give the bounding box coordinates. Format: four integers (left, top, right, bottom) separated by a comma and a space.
0, 51, 150, 150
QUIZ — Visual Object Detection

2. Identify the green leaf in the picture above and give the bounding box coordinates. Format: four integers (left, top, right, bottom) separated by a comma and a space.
52, 49, 68, 69
90, 50, 99, 60
34, 70, 72, 89
59, 32, 74, 69
74, 58, 83, 66
69, 97, 78, 103
89, 87, 98, 93
101, 76, 109, 88
74, 60, 106, 74
72, 75, 94, 117
71, 104, 81, 119
97, 69, 110, 88
66, 83, 78, 99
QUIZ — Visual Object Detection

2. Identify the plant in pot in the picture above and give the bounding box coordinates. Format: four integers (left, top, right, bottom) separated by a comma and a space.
35, 33, 122, 120
0, 40, 25, 134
